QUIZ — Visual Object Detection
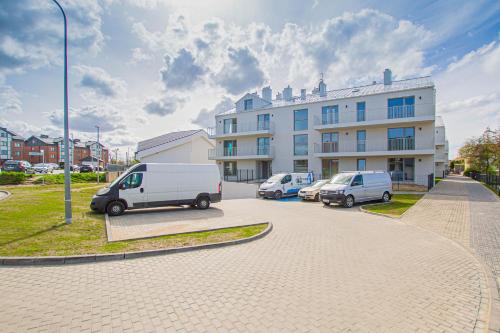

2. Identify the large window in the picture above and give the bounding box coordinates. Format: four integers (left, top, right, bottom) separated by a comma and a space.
294, 109, 308, 131
357, 130, 366, 152
321, 132, 338, 153
388, 158, 415, 181
224, 161, 237, 176
294, 160, 308, 173
257, 114, 270, 130
321, 105, 338, 125
357, 102, 365, 122
223, 118, 237, 134
388, 96, 415, 119
257, 137, 270, 155
244, 99, 253, 110
223, 140, 237, 156
294, 134, 308, 156
121, 173, 143, 189
357, 159, 366, 171
388, 127, 415, 150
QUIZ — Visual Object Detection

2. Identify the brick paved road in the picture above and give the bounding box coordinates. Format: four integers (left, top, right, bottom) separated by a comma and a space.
0, 199, 489, 332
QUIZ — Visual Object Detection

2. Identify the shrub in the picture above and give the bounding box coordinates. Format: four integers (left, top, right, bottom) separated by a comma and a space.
464, 168, 480, 177
34, 172, 106, 185
0, 172, 30, 185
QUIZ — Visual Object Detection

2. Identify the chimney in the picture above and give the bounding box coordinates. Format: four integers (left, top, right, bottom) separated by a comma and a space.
276, 92, 282, 100
283, 85, 293, 101
262, 86, 272, 102
312, 87, 319, 94
384, 68, 392, 85
319, 79, 327, 97
300, 89, 306, 100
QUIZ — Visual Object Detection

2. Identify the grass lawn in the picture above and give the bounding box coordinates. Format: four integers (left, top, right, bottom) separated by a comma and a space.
0, 183, 267, 257
434, 177, 442, 185
361, 194, 424, 217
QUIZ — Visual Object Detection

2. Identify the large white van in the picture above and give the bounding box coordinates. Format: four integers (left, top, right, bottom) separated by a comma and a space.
91, 163, 221, 216
258, 172, 314, 199
319, 171, 392, 208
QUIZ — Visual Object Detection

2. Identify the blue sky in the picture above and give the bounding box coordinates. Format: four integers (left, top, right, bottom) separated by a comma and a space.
0, 0, 499, 159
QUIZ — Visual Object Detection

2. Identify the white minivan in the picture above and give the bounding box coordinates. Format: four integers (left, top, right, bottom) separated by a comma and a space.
91, 163, 222, 216
319, 171, 392, 208
258, 172, 314, 199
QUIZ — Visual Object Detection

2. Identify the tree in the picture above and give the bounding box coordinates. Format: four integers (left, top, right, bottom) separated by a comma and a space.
459, 128, 500, 174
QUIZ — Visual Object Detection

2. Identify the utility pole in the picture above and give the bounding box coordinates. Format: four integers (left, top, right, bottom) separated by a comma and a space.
52, 0, 72, 224
113, 148, 119, 164
95, 125, 100, 184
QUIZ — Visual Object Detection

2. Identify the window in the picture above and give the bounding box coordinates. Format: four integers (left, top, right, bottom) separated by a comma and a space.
294, 160, 308, 173
388, 96, 415, 118
224, 161, 237, 176
357, 159, 366, 171
351, 175, 363, 186
388, 158, 415, 181
223, 118, 237, 134
50, 147, 55, 151
15, 151, 20, 156
322, 105, 338, 125
294, 134, 308, 156
0, 141, 6, 146
257, 114, 270, 130
244, 99, 253, 110
121, 173, 143, 189
321, 132, 338, 153
50, 154, 55, 159
14, 142, 21, 147
0, 150, 7, 155
281, 174, 292, 183
223, 140, 237, 156
388, 127, 415, 150
0, 132, 5, 137
357, 102, 365, 121
357, 130, 366, 152
257, 137, 270, 155
294, 109, 308, 130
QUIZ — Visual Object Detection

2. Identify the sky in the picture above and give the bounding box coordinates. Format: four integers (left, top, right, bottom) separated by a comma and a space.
0, 0, 499, 160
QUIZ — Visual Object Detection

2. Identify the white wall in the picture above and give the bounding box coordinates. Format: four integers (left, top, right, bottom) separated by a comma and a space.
222, 181, 259, 199
141, 137, 215, 164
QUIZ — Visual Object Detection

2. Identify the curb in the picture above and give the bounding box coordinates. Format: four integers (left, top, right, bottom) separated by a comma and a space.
358, 203, 399, 219
0, 222, 272, 266
0, 190, 11, 201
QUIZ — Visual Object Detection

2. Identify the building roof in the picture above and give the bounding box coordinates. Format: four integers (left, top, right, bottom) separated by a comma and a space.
218, 76, 434, 116
137, 129, 205, 153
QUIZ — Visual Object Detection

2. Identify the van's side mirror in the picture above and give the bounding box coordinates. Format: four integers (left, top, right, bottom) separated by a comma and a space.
119, 183, 126, 190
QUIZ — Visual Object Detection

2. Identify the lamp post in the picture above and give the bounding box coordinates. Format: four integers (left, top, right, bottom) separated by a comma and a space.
52, 0, 72, 224
95, 125, 100, 184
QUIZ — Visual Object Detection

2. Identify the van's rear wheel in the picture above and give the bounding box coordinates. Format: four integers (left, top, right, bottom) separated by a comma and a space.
382, 191, 391, 202
107, 201, 125, 216
196, 197, 210, 210
343, 195, 354, 208
274, 190, 282, 200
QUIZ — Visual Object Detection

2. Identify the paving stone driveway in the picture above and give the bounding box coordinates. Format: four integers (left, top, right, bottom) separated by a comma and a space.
0, 199, 489, 332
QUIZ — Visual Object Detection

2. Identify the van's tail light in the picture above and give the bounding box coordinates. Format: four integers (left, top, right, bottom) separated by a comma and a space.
218, 182, 222, 194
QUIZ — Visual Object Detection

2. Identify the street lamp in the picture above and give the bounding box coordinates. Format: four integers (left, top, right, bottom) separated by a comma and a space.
52, 0, 72, 224
95, 125, 100, 184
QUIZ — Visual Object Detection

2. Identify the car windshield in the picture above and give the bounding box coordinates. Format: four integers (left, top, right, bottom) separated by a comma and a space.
330, 174, 353, 185
311, 180, 329, 188
34, 164, 45, 167
267, 174, 286, 183
5, 161, 17, 165
108, 165, 140, 188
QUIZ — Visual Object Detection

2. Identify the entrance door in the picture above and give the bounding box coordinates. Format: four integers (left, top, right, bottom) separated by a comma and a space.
257, 161, 271, 180
322, 159, 339, 179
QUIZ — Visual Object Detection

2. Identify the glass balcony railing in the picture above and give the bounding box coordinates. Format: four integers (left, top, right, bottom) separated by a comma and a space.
208, 122, 273, 137
388, 137, 415, 150
387, 105, 415, 119
208, 146, 274, 159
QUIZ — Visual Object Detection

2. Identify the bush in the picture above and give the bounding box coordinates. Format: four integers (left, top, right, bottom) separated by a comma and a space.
0, 172, 31, 185
464, 168, 480, 177
34, 172, 106, 185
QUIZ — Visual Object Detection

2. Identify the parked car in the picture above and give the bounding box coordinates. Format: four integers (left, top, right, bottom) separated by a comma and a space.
70, 165, 80, 172
33, 163, 54, 174
320, 171, 392, 208
79, 165, 95, 173
298, 179, 331, 201
49, 163, 60, 170
2, 160, 34, 173
258, 172, 314, 199
90, 163, 222, 216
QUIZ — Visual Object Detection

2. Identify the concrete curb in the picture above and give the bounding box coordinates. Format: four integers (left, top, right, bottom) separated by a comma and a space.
0, 190, 11, 201
0, 222, 272, 266
358, 203, 399, 219
104, 213, 113, 242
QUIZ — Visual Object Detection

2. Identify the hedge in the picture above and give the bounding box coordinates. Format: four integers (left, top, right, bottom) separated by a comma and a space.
33, 172, 106, 185
0, 172, 32, 185
464, 168, 480, 177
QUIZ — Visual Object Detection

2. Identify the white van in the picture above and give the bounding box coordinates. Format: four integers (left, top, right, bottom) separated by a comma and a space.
258, 172, 314, 199
319, 171, 392, 208
91, 163, 222, 216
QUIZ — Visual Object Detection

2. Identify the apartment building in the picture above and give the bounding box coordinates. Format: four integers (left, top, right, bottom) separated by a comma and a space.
434, 116, 449, 177
0, 127, 15, 163
208, 69, 440, 186
24, 135, 60, 164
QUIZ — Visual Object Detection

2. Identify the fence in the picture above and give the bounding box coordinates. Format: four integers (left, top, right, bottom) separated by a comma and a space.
224, 169, 260, 183
469, 172, 500, 195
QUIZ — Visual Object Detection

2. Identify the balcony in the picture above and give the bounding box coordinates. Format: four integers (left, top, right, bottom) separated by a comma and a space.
313, 137, 433, 157
387, 105, 414, 119
313, 114, 433, 131
207, 122, 274, 139
208, 146, 274, 160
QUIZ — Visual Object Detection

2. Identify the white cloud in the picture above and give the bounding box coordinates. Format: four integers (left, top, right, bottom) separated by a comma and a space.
191, 97, 233, 128
143, 96, 186, 116
74, 65, 127, 98
47, 105, 126, 133
129, 48, 152, 64
160, 49, 205, 90
0, 85, 22, 115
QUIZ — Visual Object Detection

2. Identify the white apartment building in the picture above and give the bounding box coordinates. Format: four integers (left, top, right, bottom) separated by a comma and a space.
0, 127, 14, 162
208, 69, 440, 187
434, 116, 449, 177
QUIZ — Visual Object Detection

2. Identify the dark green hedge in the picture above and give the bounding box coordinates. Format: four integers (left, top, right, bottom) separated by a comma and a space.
0, 172, 32, 185
33, 172, 106, 184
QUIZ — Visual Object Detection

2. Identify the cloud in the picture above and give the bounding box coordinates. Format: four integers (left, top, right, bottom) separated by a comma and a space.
143, 96, 186, 116
0, 85, 22, 114
191, 97, 233, 128
0, 1, 105, 76
129, 48, 152, 64
160, 49, 205, 90
47, 105, 126, 132
213, 47, 266, 95
439, 93, 500, 114
74, 65, 127, 98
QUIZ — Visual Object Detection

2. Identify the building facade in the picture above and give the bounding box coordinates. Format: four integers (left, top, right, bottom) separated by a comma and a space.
0, 127, 14, 163
208, 70, 440, 186
434, 116, 449, 177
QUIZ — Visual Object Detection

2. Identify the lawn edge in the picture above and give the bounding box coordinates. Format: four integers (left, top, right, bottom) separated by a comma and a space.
0, 190, 11, 201
0, 222, 272, 266
358, 203, 400, 219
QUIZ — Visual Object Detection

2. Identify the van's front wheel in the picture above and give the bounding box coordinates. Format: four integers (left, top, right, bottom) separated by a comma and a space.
382, 191, 391, 202
343, 195, 354, 208
196, 197, 210, 210
107, 201, 125, 216
273, 190, 283, 200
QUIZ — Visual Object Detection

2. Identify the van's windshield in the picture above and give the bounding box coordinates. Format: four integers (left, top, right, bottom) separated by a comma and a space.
267, 174, 286, 183
330, 174, 353, 185
311, 180, 329, 188
108, 165, 139, 188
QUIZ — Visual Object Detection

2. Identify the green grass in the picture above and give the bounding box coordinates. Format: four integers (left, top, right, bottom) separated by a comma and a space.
434, 177, 442, 185
0, 183, 267, 257
362, 194, 424, 217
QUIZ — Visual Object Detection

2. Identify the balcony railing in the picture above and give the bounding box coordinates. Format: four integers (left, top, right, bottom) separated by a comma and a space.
208, 146, 274, 159
314, 137, 419, 154
314, 114, 339, 126
388, 105, 415, 119
208, 122, 273, 137
388, 137, 415, 151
